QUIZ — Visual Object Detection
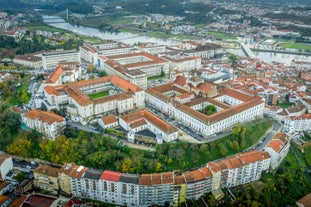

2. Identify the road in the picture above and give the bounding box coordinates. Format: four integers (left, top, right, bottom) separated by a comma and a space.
254, 121, 283, 151
67, 121, 155, 151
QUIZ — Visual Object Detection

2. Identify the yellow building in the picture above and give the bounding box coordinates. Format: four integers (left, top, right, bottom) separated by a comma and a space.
33, 165, 60, 195
58, 163, 87, 196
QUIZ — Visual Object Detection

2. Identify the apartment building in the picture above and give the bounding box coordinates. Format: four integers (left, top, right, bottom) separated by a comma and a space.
0, 155, 13, 181
35, 145, 274, 207
99, 52, 169, 89
80, 42, 131, 65
45, 62, 81, 86
59, 163, 86, 196
22, 110, 66, 140
70, 165, 88, 198
41, 50, 80, 71
119, 174, 140, 207
208, 150, 271, 189
44, 75, 144, 125
99, 170, 122, 205
146, 82, 265, 137
137, 44, 168, 55
284, 114, 311, 133
81, 169, 102, 200
183, 168, 212, 200
184, 42, 223, 59
13, 54, 42, 69
33, 166, 60, 195
264, 133, 290, 170
98, 115, 118, 129
139, 173, 174, 207
160, 53, 201, 71
119, 109, 179, 142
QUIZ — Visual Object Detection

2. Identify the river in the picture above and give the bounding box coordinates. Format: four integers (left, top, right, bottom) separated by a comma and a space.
43, 15, 311, 64
228, 49, 311, 65
42, 15, 180, 46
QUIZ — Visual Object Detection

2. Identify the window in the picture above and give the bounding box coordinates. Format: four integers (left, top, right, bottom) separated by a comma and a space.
104, 181, 107, 191
122, 184, 127, 194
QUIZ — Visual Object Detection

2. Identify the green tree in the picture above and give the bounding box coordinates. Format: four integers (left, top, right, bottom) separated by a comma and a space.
229, 54, 239, 67
7, 138, 32, 157
120, 157, 132, 173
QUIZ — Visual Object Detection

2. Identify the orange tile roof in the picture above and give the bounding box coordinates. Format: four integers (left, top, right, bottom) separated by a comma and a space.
59, 163, 88, 179
198, 167, 212, 178
0, 196, 9, 205
100, 170, 121, 182
236, 150, 270, 165
174, 175, 186, 185
266, 139, 284, 153
25, 110, 65, 124
140, 174, 151, 185
182, 171, 194, 183
297, 192, 311, 207
0, 155, 10, 166
44, 86, 61, 96
102, 115, 117, 125
161, 172, 174, 184
120, 109, 178, 134
46, 67, 63, 84
151, 174, 161, 185
174, 76, 187, 86
191, 170, 204, 182
8, 196, 27, 207
130, 119, 147, 129
65, 85, 92, 106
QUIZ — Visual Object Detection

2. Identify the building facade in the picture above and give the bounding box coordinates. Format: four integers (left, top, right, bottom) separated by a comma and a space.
41, 50, 80, 71
22, 110, 66, 140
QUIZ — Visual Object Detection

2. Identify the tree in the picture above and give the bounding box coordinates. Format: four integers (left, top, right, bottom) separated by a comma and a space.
87, 64, 96, 73
199, 104, 216, 115
229, 54, 239, 68
7, 138, 32, 157
155, 162, 162, 172
120, 157, 132, 173
14, 172, 25, 182
97, 70, 107, 77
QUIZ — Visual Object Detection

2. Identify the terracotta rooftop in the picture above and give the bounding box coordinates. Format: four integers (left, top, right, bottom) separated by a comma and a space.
139, 174, 151, 186
0, 155, 11, 166
174, 175, 186, 185
120, 109, 178, 134
8, 196, 27, 207
198, 167, 212, 178
25, 110, 65, 124
151, 174, 161, 185
161, 172, 174, 184
0, 196, 9, 205
236, 150, 270, 165
45, 67, 63, 84
100, 170, 121, 182
102, 115, 118, 125
182, 171, 194, 183
59, 163, 88, 179
174, 76, 187, 86
191, 170, 205, 182
296, 192, 311, 207
23, 194, 57, 207
266, 139, 285, 153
